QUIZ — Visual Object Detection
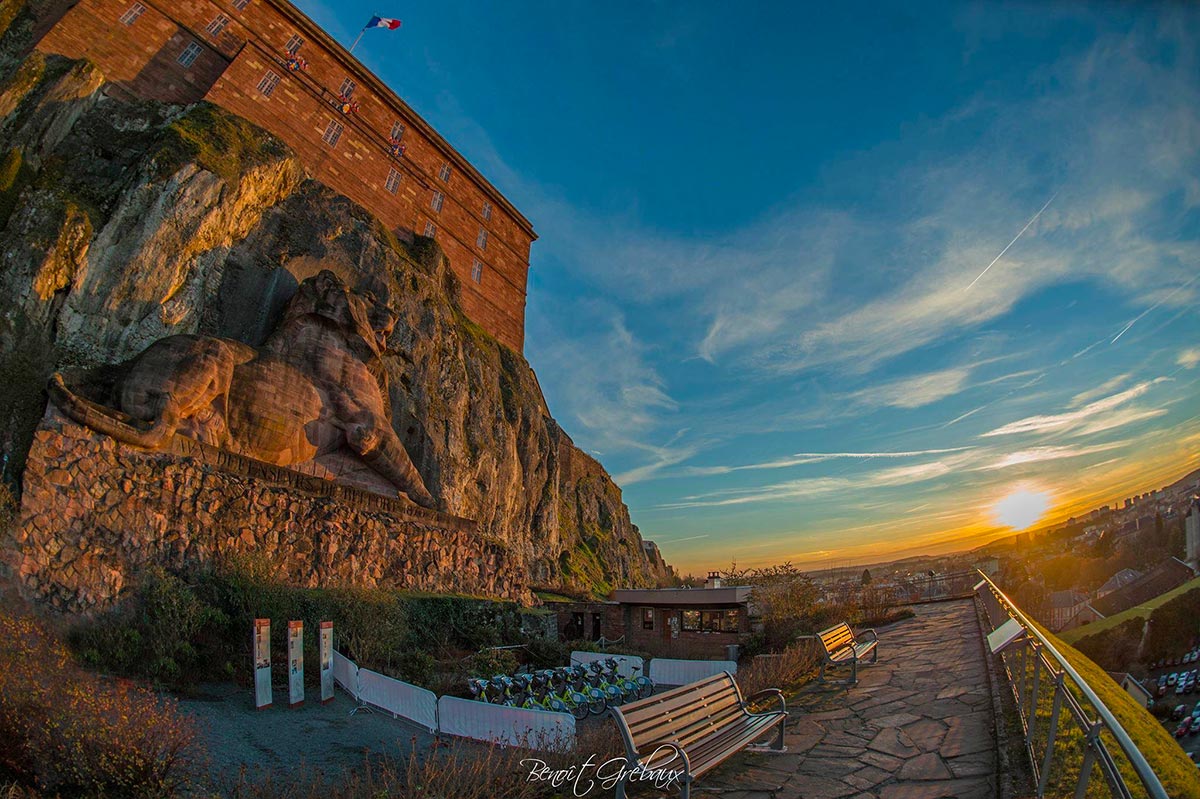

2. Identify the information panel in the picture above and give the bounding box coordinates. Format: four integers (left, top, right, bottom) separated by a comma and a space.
319, 621, 334, 704
288, 620, 304, 708
253, 618, 271, 709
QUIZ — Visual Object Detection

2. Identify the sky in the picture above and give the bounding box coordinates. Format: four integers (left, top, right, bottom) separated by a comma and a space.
295, 1, 1200, 574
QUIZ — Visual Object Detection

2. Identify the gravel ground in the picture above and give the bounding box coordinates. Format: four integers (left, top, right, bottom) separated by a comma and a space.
178, 683, 435, 791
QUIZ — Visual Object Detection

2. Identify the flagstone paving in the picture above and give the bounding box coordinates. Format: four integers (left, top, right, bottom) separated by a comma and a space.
699, 599, 997, 799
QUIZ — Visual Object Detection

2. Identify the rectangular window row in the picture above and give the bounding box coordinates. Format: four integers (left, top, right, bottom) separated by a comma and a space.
285, 34, 304, 54
231, 0, 250, 9
206, 14, 229, 36
471, 258, 484, 284
322, 119, 343, 146
423, 221, 436, 239
177, 42, 202, 67
256, 70, 280, 96
385, 168, 402, 194
119, 2, 145, 25
431, 191, 444, 213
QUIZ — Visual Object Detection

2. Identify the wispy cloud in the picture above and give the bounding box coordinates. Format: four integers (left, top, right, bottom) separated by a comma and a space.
847, 367, 972, 409
682, 447, 972, 477
981, 378, 1169, 438
1179, 348, 1200, 370
979, 442, 1126, 470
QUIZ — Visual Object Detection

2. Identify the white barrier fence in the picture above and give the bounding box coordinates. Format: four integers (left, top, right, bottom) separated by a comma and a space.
570, 650, 645, 680
358, 669, 439, 732
437, 695, 575, 752
332, 651, 360, 699
650, 657, 737, 686
331, 651, 438, 732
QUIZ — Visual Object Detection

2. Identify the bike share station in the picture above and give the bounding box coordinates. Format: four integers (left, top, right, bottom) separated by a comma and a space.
250, 621, 737, 752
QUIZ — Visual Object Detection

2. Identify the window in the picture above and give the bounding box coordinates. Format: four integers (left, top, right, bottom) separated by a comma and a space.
118, 2, 145, 25
338, 78, 356, 98
431, 191, 444, 213
256, 70, 280, 96
390, 121, 405, 140
384, 168, 402, 194
177, 42, 203, 67
206, 14, 229, 35
680, 609, 738, 633
284, 34, 304, 54
721, 609, 740, 632
482, 201, 492, 221
423, 221, 436, 238
438, 162, 452, 182
321, 119, 343, 146
471, 258, 483, 283
641, 608, 654, 631
476, 228, 488, 250
231, 0, 250, 9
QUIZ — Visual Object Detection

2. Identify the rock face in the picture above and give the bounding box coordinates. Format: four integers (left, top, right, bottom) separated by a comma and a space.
14, 410, 528, 613
0, 33, 670, 602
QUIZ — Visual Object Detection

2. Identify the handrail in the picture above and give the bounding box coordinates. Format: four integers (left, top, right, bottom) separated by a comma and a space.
974, 570, 1168, 798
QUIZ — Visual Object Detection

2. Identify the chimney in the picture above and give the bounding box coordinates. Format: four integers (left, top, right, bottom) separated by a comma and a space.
705, 571, 722, 589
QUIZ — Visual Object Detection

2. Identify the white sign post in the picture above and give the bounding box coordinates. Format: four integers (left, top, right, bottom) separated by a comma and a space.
288, 620, 304, 708
319, 621, 334, 704
253, 618, 272, 709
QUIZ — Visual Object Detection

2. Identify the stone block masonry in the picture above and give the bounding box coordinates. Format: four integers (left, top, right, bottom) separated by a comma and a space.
34, 0, 536, 352
5, 410, 533, 613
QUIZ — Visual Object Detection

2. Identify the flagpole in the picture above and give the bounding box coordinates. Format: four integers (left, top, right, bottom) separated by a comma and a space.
349, 23, 368, 54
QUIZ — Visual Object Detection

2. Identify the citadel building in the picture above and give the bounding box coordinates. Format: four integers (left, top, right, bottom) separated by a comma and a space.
33, 0, 536, 351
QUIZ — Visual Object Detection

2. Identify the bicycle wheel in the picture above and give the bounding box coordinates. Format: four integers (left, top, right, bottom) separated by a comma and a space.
569, 696, 589, 720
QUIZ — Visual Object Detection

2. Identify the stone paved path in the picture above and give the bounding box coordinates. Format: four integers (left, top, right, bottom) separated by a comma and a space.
700, 600, 997, 799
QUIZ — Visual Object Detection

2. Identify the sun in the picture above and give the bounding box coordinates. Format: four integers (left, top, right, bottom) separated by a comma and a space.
992, 486, 1052, 530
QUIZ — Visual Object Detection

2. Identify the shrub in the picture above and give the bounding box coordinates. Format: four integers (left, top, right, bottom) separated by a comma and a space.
0, 609, 195, 796
736, 640, 820, 700
392, 650, 435, 687
71, 566, 229, 689
522, 636, 569, 669
463, 648, 519, 679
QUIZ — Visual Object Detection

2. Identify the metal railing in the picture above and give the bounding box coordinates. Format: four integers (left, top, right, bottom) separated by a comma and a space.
974, 571, 1168, 799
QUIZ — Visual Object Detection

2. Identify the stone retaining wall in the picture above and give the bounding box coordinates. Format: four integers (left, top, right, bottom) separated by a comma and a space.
4, 409, 531, 612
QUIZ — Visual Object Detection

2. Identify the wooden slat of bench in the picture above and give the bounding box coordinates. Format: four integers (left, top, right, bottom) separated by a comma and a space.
642, 714, 782, 776
619, 673, 732, 726
628, 696, 744, 747
819, 623, 855, 655
625, 685, 741, 739
654, 703, 752, 754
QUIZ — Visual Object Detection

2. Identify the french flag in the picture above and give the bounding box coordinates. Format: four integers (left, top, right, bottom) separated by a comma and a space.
367, 15, 402, 30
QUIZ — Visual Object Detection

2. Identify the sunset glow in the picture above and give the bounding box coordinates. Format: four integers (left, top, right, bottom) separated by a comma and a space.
992, 487, 1052, 531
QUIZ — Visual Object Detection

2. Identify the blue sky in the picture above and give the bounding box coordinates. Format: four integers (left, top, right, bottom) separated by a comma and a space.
297, 1, 1200, 573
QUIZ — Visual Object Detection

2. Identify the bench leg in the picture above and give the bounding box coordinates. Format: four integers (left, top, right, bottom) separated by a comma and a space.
772, 716, 785, 750
615, 777, 627, 799
850, 657, 858, 685
872, 645, 879, 663
680, 779, 691, 799
818, 660, 827, 683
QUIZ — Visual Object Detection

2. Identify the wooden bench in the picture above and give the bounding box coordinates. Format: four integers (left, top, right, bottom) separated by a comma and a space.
817, 621, 878, 684
607, 671, 786, 799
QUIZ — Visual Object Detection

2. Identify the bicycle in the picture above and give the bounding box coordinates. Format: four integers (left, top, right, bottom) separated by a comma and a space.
560, 665, 608, 715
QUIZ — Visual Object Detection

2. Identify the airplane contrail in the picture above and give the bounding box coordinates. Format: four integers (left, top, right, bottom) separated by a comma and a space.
964, 192, 1058, 292
1111, 273, 1200, 344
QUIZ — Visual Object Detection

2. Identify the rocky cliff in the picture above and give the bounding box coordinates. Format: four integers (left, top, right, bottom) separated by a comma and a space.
0, 15, 670, 598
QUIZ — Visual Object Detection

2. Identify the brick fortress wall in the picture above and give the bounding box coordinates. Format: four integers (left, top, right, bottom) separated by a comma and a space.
3, 411, 532, 613
35, 0, 535, 351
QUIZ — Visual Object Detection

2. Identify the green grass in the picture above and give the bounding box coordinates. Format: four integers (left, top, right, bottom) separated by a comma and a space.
1060, 575, 1200, 645
1019, 621, 1199, 798
153, 103, 291, 182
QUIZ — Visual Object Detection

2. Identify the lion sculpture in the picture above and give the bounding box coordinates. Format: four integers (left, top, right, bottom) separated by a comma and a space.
48, 270, 436, 508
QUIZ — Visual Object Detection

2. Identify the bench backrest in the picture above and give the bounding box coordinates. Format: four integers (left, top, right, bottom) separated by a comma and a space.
610, 672, 744, 756
818, 622, 856, 656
